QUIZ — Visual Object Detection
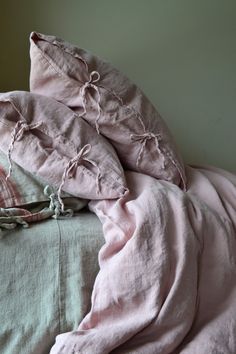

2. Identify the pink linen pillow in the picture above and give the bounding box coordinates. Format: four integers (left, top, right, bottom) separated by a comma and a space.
0, 148, 59, 208
0, 149, 88, 212
30, 32, 186, 189
0, 91, 127, 202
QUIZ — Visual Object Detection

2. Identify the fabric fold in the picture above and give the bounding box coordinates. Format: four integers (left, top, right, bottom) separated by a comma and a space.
50, 167, 236, 354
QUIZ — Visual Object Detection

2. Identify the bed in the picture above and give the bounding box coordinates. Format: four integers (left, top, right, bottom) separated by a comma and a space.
1, 32, 236, 354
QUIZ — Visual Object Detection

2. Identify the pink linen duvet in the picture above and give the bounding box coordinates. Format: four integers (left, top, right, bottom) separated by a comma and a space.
50, 165, 236, 354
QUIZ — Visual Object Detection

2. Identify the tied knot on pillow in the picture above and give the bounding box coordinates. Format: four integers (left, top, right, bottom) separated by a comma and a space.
131, 132, 165, 169
6, 120, 43, 180
57, 144, 101, 211
79, 70, 102, 134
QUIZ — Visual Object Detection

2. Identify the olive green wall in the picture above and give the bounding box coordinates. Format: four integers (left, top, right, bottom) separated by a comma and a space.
0, 0, 235, 171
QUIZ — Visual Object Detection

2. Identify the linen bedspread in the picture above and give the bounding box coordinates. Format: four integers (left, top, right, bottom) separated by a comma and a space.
50, 165, 236, 354
0, 212, 104, 354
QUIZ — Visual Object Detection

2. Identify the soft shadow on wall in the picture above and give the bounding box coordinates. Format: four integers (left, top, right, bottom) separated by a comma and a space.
0, 0, 235, 172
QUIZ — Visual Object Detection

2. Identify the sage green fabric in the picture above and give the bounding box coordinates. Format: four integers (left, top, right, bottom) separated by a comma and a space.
0, 211, 104, 354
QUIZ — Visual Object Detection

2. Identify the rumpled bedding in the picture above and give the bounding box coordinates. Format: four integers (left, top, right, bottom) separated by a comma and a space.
1, 111, 235, 354
1, 31, 236, 354
49, 165, 236, 354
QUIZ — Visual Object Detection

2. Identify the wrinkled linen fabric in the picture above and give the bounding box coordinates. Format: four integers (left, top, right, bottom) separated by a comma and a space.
29, 32, 186, 189
0, 149, 88, 234
0, 213, 104, 354
0, 148, 52, 208
0, 148, 87, 209
50, 165, 236, 354
0, 91, 127, 201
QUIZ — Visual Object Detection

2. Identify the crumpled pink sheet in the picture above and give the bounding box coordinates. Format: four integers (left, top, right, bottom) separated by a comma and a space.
50, 165, 236, 354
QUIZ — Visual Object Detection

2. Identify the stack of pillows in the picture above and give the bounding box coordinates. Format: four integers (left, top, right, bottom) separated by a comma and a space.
0, 32, 186, 205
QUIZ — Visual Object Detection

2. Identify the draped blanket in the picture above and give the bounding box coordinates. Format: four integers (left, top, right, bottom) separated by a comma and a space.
50, 165, 236, 354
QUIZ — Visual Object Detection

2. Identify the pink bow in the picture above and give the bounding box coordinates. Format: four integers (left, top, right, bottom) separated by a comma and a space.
57, 144, 101, 212
131, 132, 165, 169
79, 71, 102, 134
6, 120, 43, 180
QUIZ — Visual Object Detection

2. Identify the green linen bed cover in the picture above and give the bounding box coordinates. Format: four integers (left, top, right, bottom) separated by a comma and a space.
0, 212, 104, 354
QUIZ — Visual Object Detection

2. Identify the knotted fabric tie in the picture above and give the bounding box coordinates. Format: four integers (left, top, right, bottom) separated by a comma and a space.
44, 185, 73, 219
131, 132, 165, 169
57, 144, 101, 212
79, 71, 102, 134
6, 120, 42, 180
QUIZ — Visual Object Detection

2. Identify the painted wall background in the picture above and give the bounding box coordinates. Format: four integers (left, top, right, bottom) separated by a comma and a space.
0, 0, 235, 172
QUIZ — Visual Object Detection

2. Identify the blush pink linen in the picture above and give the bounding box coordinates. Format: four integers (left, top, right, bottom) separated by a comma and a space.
50, 165, 236, 353
0, 91, 127, 200
29, 32, 186, 189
